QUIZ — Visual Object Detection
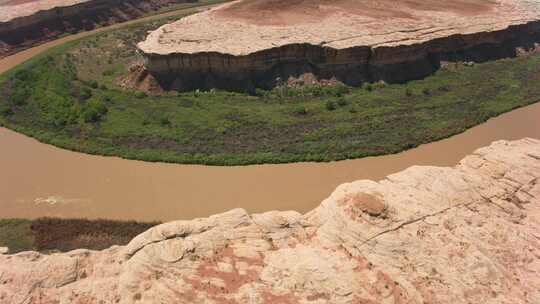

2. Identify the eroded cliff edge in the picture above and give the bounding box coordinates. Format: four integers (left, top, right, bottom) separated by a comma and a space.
137, 0, 540, 91
1, 138, 539, 303
0, 0, 197, 58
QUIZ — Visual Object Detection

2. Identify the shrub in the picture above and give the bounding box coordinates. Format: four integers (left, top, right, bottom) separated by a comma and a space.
349, 106, 358, 114
180, 99, 194, 107
254, 88, 268, 97
88, 80, 99, 89
159, 116, 171, 126
135, 91, 147, 99
438, 85, 451, 92
298, 84, 350, 98
81, 100, 108, 123
0, 104, 13, 116
322, 84, 349, 97
373, 81, 387, 90
293, 106, 308, 116
80, 87, 92, 100
9, 86, 31, 105
14, 69, 32, 81
363, 83, 373, 92
422, 88, 431, 96
337, 99, 348, 107
405, 88, 413, 96
307, 85, 323, 97
52, 105, 78, 127
103, 68, 115, 76
325, 100, 337, 111
216, 126, 227, 134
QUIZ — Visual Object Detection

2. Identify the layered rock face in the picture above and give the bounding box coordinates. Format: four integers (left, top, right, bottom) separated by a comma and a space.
1, 138, 540, 303
138, 0, 540, 91
0, 0, 197, 58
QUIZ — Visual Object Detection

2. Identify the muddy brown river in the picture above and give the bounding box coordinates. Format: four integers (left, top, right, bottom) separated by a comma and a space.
1, 7, 539, 221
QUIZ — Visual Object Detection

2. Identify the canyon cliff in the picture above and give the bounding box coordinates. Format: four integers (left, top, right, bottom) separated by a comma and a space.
0, 0, 197, 58
1, 138, 539, 303
138, 0, 540, 91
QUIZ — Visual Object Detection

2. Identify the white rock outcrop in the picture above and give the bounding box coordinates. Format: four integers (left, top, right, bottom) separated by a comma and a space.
0, 138, 539, 303
137, 0, 540, 91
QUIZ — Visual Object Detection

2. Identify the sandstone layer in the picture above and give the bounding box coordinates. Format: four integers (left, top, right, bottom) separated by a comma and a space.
1, 138, 540, 303
0, 0, 197, 58
138, 0, 540, 91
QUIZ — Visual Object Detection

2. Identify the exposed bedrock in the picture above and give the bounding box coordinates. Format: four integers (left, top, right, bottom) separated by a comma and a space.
1, 138, 540, 303
0, 0, 197, 58
142, 20, 540, 91
136, 0, 540, 91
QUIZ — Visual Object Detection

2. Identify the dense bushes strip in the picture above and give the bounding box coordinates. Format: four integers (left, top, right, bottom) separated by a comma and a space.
31, 218, 160, 252
1, 11, 540, 165
0, 218, 160, 253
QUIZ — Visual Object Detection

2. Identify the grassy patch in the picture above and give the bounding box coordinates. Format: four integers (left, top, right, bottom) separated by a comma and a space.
0, 13, 539, 165
0, 219, 34, 253
30, 218, 159, 252
0, 218, 159, 253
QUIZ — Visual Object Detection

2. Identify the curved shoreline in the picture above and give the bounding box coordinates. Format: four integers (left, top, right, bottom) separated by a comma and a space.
0, 5, 539, 221
1, 101, 539, 221
1, 138, 539, 303
0, 1, 223, 72
0, 0, 226, 58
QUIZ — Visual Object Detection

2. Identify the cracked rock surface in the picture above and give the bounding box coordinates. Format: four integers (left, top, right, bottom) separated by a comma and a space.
137, 0, 540, 91
0, 138, 539, 303
138, 0, 540, 55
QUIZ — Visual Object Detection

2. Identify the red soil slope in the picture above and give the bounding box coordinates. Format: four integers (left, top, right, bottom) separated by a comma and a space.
217, 0, 496, 26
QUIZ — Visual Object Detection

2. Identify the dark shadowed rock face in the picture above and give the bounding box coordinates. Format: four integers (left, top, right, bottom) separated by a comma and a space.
137, 0, 540, 91
0, 0, 197, 58
143, 27, 540, 92
1, 138, 539, 303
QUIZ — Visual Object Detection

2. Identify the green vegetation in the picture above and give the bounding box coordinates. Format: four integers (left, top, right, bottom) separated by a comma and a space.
0, 12, 539, 165
0, 219, 34, 253
0, 218, 159, 253
138, 0, 229, 19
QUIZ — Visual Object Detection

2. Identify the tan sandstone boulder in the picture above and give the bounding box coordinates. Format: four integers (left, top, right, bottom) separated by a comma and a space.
0, 138, 539, 303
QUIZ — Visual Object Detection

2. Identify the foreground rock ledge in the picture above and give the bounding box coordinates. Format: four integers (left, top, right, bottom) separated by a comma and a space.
1, 138, 540, 303
138, 0, 540, 91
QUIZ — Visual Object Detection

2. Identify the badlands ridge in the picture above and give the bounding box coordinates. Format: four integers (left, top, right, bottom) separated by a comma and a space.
1, 138, 539, 303
138, 0, 540, 91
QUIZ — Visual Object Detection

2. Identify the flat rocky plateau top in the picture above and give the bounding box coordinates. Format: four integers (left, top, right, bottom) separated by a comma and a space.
1, 138, 539, 303
0, 0, 90, 22
138, 0, 540, 55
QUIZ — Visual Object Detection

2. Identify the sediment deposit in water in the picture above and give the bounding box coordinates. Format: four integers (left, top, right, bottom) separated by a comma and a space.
1, 138, 539, 303
0, 0, 197, 58
138, 0, 540, 91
